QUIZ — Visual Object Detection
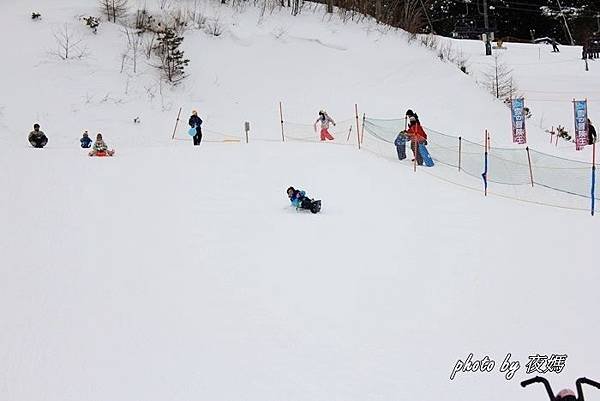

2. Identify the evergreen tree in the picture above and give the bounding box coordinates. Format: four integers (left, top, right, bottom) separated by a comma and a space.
154, 28, 190, 84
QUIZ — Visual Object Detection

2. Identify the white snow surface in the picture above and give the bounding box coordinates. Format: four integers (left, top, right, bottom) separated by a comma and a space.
1, 1, 599, 401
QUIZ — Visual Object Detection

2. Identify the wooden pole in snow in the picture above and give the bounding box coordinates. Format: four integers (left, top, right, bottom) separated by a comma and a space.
171, 107, 182, 140
279, 102, 285, 142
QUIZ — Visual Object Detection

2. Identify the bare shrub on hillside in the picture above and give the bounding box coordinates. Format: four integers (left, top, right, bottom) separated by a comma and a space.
184, 0, 207, 30
122, 27, 143, 73
52, 24, 88, 60
205, 17, 224, 36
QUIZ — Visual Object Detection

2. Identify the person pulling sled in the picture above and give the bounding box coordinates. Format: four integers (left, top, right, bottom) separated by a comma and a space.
401, 115, 434, 167
521, 376, 600, 401
287, 186, 321, 214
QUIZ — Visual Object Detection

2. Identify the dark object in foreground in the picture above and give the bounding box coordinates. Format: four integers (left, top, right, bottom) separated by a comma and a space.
521, 376, 600, 401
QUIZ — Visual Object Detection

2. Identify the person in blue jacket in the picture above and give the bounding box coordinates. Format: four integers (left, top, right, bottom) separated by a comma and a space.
287, 186, 321, 213
188, 110, 203, 146
394, 132, 407, 160
80, 131, 92, 148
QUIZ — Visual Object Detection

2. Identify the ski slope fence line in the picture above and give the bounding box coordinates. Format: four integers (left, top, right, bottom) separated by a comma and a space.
361, 117, 598, 214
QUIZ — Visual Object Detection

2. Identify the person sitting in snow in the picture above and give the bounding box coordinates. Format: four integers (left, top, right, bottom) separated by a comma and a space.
28, 123, 48, 148
89, 133, 115, 157
80, 131, 92, 148
402, 116, 427, 166
286, 186, 321, 213
314, 110, 336, 141
188, 110, 203, 146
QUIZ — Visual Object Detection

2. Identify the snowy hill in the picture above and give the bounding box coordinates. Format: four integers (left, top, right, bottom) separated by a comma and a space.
1, 1, 599, 401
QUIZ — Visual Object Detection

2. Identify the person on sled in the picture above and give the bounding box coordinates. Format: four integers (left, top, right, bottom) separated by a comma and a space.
89, 133, 115, 157
314, 110, 336, 141
28, 123, 48, 148
80, 131, 92, 148
286, 186, 321, 214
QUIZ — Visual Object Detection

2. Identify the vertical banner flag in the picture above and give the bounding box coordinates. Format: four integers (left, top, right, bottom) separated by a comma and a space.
511, 98, 527, 144
573, 99, 588, 151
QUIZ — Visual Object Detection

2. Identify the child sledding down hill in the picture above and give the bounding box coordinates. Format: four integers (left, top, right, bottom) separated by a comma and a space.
287, 187, 321, 214
89, 133, 115, 157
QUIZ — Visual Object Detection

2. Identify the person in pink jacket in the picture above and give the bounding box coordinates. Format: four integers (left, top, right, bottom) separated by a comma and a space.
314, 110, 336, 141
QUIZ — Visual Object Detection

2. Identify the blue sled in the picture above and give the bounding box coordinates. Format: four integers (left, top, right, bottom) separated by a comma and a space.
418, 143, 434, 167
188, 127, 197, 136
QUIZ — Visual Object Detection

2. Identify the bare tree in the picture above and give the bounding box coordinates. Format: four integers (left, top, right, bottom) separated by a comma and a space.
143, 31, 157, 60
99, 0, 128, 23
482, 54, 518, 100
52, 24, 87, 60
122, 27, 143, 73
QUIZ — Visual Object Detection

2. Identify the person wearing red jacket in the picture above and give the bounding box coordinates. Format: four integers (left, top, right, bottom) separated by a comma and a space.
404, 116, 427, 165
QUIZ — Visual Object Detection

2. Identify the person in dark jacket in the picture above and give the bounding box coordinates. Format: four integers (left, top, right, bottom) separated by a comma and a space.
189, 110, 203, 146
80, 131, 92, 148
588, 119, 597, 145
28, 123, 48, 148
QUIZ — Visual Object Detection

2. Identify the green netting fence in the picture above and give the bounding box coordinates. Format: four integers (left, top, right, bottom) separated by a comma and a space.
362, 117, 597, 213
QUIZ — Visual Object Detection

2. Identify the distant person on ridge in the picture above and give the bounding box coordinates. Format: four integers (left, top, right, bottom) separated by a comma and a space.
80, 131, 92, 148
588, 119, 597, 145
89, 133, 115, 157
28, 123, 48, 148
188, 110, 203, 146
550, 38, 560, 53
314, 110, 336, 141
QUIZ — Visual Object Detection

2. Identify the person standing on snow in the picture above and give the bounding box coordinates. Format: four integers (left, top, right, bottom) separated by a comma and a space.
314, 110, 336, 141
188, 110, 203, 146
28, 123, 48, 148
588, 119, 597, 145
404, 116, 427, 166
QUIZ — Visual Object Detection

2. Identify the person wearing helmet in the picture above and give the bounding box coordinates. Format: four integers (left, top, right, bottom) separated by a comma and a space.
89, 133, 115, 157
314, 110, 336, 141
189, 110, 203, 146
286, 186, 321, 213
28, 123, 48, 148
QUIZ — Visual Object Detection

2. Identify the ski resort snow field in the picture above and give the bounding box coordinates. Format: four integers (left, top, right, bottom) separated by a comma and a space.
1, 0, 600, 400
2, 142, 600, 401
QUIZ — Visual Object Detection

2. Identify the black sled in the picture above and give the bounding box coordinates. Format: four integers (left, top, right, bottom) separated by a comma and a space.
299, 198, 321, 214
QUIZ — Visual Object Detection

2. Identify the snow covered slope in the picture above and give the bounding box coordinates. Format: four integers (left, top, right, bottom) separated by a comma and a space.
1, 1, 599, 401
